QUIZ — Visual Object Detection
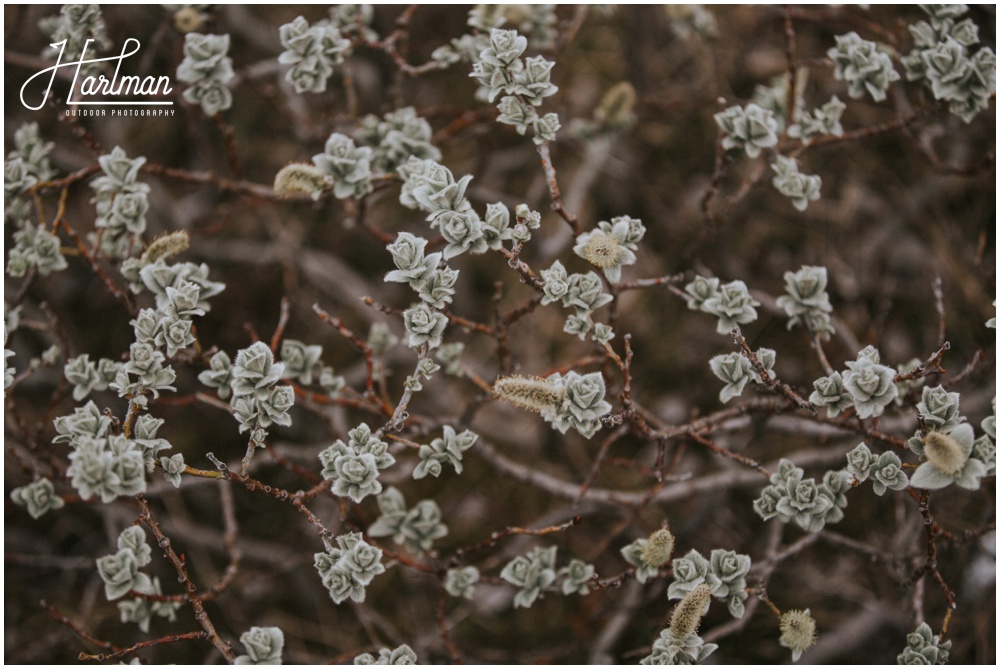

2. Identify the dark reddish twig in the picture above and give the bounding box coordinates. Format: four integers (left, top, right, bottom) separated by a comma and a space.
536, 143, 581, 235
78, 631, 210, 662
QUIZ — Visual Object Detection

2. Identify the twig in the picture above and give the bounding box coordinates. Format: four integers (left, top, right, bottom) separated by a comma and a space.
536, 143, 581, 235
78, 632, 210, 662
450, 515, 581, 564
269, 296, 291, 354
135, 495, 236, 662
732, 328, 816, 416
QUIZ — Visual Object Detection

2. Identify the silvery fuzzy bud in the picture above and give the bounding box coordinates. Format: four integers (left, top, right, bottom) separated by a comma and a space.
809, 371, 854, 417
413, 425, 476, 480
897, 621, 951, 665
641, 629, 718, 665
402, 303, 448, 350
702, 280, 759, 334
367, 323, 399, 356
496, 95, 538, 135
500, 545, 558, 609
235, 626, 284, 665
198, 350, 233, 399
827, 32, 900, 102
278, 17, 349, 94
559, 559, 595, 596
705, 549, 751, 618
176, 33, 234, 116
280, 339, 324, 386
771, 155, 822, 211
53, 401, 110, 443
789, 96, 846, 143
563, 313, 592, 340
515, 55, 559, 106
917, 385, 964, 433
714, 103, 779, 158
384, 232, 441, 285
330, 452, 382, 503
444, 566, 480, 599
64, 354, 103, 401
920, 37, 971, 101
10, 477, 64, 519
409, 163, 473, 215
776, 265, 834, 333
96, 548, 152, 601
12, 122, 55, 180
845, 442, 875, 481
38, 4, 110, 74
667, 549, 711, 600
776, 472, 837, 533
540, 261, 570, 305
354, 644, 417, 666
482, 28, 528, 70
870, 451, 909, 495
709, 352, 753, 403
436, 210, 488, 259
842, 346, 898, 419
132, 414, 171, 471
747, 347, 776, 385
434, 342, 464, 376
592, 322, 615, 345
312, 133, 373, 199
367, 106, 441, 172
155, 316, 195, 358
320, 367, 346, 396
230, 341, 284, 400
8, 222, 68, 278
554, 370, 612, 437
482, 202, 512, 249
255, 385, 295, 429
753, 484, 784, 521
397, 499, 449, 552
161, 453, 185, 488
183, 76, 234, 116
565, 272, 613, 314
532, 112, 561, 145
684, 276, 721, 311
177, 33, 234, 81
91, 146, 146, 196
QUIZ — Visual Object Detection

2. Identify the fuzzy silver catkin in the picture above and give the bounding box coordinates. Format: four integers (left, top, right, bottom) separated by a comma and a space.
639, 527, 675, 570
492, 375, 564, 415
922, 431, 966, 475
142, 230, 189, 264
273, 162, 332, 200
779, 609, 818, 656
668, 584, 712, 640
582, 231, 624, 269
595, 81, 636, 127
